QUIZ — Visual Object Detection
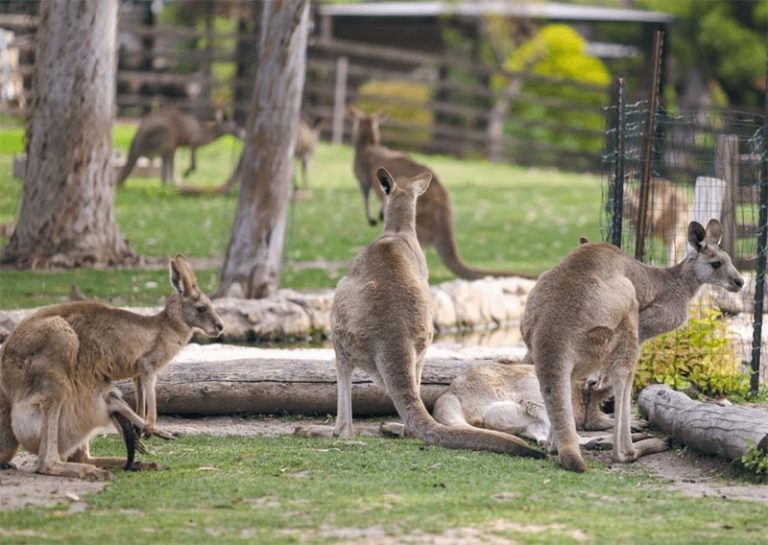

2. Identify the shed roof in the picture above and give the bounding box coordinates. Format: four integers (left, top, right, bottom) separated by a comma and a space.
319, 1, 674, 24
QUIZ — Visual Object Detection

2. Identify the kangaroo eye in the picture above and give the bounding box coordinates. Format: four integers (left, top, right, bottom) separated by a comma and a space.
196, 306, 207, 313
711, 261, 722, 269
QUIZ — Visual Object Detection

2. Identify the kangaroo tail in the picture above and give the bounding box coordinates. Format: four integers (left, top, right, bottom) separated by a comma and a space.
432, 212, 536, 280
385, 370, 544, 458
117, 142, 140, 187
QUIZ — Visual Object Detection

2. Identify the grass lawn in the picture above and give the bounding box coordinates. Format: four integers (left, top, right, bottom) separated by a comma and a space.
0, 433, 765, 545
0, 122, 603, 309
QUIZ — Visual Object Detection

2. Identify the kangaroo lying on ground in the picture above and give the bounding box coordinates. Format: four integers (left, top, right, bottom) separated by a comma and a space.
295, 167, 544, 458
117, 108, 241, 186
623, 177, 689, 265
0, 256, 224, 480
347, 106, 533, 280
522, 219, 743, 472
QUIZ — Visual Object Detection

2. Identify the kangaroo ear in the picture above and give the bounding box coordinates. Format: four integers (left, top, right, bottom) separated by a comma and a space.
377, 167, 397, 196
346, 105, 363, 119
169, 254, 198, 295
375, 111, 389, 124
410, 171, 432, 196
687, 221, 707, 251
705, 218, 723, 246
579, 236, 590, 245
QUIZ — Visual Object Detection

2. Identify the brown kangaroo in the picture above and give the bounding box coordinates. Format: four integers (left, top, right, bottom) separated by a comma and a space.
117, 108, 241, 186
295, 167, 544, 458
623, 177, 689, 265
347, 106, 533, 280
294, 118, 321, 191
522, 219, 743, 472
0, 255, 224, 479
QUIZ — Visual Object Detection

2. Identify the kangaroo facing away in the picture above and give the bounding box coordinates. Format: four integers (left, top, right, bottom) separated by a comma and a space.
623, 177, 689, 265
294, 118, 321, 191
0, 255, 222, 479
117, 108, 241, 186
381, 363, 649, 447
295, 167, 544, 458
522, 219, 743, 472
347, 107, 533, 280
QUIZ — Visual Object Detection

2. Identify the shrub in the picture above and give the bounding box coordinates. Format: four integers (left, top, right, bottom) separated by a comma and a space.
634, 307, 750, 398
355, 79, 433, 145
740, 439, 768, 482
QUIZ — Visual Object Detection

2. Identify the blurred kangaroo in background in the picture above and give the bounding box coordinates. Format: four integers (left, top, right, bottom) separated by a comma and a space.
294, 118, 321, 191
0, 256, 222, 479
623, 177, 689, 265
522, 220, 743, 472
295, 167, 544, 459
117, 108, 241, 186
347, 106, 533, 280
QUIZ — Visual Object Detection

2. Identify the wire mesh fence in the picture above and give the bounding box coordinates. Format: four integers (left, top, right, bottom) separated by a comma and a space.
601, 101, 768, 390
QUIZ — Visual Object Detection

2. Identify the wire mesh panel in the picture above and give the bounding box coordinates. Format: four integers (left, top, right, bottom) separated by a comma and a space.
602, 105, 767, 386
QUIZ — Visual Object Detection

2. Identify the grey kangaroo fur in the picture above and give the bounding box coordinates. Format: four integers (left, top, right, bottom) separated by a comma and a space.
0, 255, 223, 479
522, 219, 743, 472
347, 106, 534, 280
117, 108, 240, 186
294, 167, 544, 458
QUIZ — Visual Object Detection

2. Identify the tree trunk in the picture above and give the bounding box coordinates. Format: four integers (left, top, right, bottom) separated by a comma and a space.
1, 0, 133, 268
117, 352, 479, 417
215, 0, 309, 299
638, 384, 768, 461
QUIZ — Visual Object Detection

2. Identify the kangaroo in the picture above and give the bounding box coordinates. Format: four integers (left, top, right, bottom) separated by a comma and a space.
623, 177, 689, 265
0, 255, 223, 480
294, 118, 321, 191
347, 106, 534, 280
522, 219, 743, 472
117, 108, 241, 186
294, 167, 544, 458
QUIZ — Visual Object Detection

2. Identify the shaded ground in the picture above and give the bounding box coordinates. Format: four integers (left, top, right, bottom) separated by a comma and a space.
2, 414, 765, 513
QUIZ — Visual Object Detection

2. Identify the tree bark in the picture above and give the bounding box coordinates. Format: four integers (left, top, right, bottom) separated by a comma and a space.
215, 0, 309, 299
638, 384, 768, 461
1, 0, 133, 268
117, 354, 479, 417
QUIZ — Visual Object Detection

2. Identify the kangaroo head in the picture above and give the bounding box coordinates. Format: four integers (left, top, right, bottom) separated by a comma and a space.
213, 109, 243, 139
377, 167, 431, 200
347, 105, 387, 146
687, 219, 743, 292
169, 255, 224, 337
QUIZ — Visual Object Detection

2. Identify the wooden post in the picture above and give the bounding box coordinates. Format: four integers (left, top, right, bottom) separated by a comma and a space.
331, 55, 348, 145
715, 134, 739, 258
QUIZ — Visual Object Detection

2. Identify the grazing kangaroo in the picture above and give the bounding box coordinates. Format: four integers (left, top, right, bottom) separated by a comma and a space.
522, 219, 743, 472
295, 167, 544, 458
117, 108, 241, 186
623, 177, 689, 265
347, 106, 533, 280
0, 256, 223, 480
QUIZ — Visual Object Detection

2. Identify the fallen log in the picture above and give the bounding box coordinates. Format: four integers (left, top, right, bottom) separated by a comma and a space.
118, 344, 526, 417
638, 384, 768, 461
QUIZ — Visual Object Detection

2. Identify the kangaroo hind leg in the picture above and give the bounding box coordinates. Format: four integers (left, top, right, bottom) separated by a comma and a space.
0, 391, 19, 469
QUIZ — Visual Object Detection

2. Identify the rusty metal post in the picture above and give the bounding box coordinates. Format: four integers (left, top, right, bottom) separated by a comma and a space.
611, 78, 626, 248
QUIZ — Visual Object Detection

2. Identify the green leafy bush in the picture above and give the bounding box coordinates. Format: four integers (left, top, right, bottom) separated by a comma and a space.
503, 24, 610, 156
634, 308, 750, 398
740, 439, 768, 482
355, 79, 433, 145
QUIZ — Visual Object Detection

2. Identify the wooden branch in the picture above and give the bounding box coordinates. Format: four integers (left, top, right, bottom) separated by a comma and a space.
637, 384, 768, 460
117, 352, 512, 417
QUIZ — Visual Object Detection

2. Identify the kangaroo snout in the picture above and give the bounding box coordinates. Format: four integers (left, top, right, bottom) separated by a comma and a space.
729, 275, 744, 293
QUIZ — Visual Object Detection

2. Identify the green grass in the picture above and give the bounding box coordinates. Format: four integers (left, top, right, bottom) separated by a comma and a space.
0, 121, 602, 309
0, 433, 765, 544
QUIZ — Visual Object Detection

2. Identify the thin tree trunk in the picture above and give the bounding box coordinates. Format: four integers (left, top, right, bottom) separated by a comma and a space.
216, 0, 309, 299
1, 0, 133, 268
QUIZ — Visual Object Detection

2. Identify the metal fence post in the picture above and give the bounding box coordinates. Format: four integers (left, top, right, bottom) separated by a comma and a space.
331, 55, 348, 145
611, 78, 626, 248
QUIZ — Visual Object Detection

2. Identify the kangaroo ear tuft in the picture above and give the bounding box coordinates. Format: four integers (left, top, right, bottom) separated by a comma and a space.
377, 168, 396, 195
169, 257, 185, 295
411, 171, 432, 196
579, 236, 590, 245
687, 221, 707, 251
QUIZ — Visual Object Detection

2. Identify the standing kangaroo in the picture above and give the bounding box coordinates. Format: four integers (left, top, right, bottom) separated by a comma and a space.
623, 177, 689, 265
0, 256, 224, 480
347, 106, 533, 280
295, 167, 544, 458
522, 220, 743, 472
294, 118, 321, 191
117, 108, 240, 186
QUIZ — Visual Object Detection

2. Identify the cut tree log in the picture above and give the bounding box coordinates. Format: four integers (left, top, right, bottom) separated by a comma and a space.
117, 345, 526, 417
638, 384, 768, 461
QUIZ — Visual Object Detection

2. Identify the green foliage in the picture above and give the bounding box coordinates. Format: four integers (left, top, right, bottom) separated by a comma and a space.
356, 79, 434, 144
503, 24, 610, 155
740, 440, 768, 482
634, 308, 750, 398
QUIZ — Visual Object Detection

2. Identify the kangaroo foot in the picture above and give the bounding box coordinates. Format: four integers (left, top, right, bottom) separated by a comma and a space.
124, 461, 162, 472
37, 461, 113, 481
143, 427, 175, 441
1, 462, 17, 470
558, 447, 588, 473
379, 422, 409, 438
368, 218, 377, 227
293, 425, 335, 438
582, 432, 655, 450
